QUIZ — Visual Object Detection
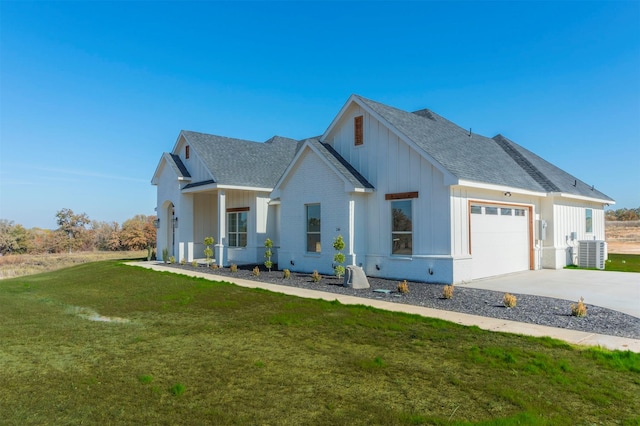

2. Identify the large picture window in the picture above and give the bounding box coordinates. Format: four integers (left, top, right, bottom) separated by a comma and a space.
228, 211, 247, 247
306, 204, 321, 253
585, 209, 593, 233
391, 200, 412, 255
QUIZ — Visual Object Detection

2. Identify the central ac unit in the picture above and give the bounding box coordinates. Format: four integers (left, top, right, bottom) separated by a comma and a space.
577, 240, 607, 270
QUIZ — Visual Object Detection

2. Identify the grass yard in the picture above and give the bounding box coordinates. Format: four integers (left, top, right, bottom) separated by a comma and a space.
565, 253, 640, 273
1, 261, 639, 425
0, 250, 147, 279
605, 253, 640, 273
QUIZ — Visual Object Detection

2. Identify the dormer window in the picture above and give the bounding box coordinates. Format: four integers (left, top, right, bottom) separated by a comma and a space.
185, 145, 190, 159
354, 115, 363, 146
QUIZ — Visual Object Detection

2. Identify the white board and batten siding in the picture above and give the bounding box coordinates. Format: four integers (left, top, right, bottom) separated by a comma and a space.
541, 198, 606, 269
175, 135, 212, 184
277, 147, 356, 275
324, 103, 453, 283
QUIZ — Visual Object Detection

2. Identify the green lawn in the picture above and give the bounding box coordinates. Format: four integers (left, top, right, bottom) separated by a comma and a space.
565, 253, 640, 273
606, 253, 640, 273
1, 261, 638, 425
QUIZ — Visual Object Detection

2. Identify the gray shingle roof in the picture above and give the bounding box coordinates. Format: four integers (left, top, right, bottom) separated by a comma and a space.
356, 95, 613, 201
182, 131, 301, 188
165, 153, 191, 179
307, 139, 374, 190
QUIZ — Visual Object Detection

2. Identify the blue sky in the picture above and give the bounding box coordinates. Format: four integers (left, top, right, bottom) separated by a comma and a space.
1, 1, 639, 229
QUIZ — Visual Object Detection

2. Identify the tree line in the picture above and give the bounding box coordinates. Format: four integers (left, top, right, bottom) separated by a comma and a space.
605, 207, 640, 221
0, 208, 156, 255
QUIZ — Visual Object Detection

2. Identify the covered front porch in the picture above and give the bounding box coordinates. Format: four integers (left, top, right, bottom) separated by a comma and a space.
157, 184, 279, 267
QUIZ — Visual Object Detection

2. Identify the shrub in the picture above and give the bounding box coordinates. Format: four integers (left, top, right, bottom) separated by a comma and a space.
264, 238, 273, 272
443, 284, 454, 299
333, 235, 346, 279
180, 258, 186, 265
311, 270, 321, 283
252, 266, 260, 276
283, 269, 290, 279
168, 256, 176, 264
571, 297, 587, 317
191, 260, 198, 267
169, 383, 185, 396
230, 264, 237, 273
162, 248, 169, 263
138, 374, 153, 384
210, 263, 218, 270
203, 237, 214, 266
397, 280, 409, 294
503, 293, 517, 308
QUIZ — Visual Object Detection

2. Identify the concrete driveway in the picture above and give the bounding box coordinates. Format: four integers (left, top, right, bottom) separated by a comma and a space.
460, 269, 640, 318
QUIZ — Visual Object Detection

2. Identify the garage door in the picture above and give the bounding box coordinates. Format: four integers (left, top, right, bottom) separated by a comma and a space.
470, 204, 530, 279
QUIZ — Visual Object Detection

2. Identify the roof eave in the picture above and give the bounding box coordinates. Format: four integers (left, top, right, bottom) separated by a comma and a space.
549, 192, 615, 205
456, 180, 548, 198
182, 182, 273, 194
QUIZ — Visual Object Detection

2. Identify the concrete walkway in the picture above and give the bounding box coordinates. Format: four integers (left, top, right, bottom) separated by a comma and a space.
129, 262, 640, 353
460, 269, 640, 318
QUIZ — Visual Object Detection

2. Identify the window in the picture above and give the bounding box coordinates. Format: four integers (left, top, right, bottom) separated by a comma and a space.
485, 207, 498, 215
185, 145, 190, 159
501, 208, 512, 216
585, 209, 593, 233
228, 211, 247, 247
514, 209, 525, 217
354, 115, 363, 146
391, 200, 412, 255
306, 204, 321, 252
470, 205, 482, 214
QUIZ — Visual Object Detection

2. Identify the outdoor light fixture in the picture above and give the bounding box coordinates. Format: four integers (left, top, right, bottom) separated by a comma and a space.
153, 218, 160, 229
290, 260, 295, 266
375, 264, 380, 270
173, 217, 179, 228
504, 192, 512, 197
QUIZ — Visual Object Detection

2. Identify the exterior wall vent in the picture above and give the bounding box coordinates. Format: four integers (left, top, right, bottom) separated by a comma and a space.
577, 240, 607, 270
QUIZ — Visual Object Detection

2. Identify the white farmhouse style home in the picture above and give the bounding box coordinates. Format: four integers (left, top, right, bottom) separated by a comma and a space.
152, 95, 614, 283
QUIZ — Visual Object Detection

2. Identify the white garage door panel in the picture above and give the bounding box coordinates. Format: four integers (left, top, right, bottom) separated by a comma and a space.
471, 206, 529, 279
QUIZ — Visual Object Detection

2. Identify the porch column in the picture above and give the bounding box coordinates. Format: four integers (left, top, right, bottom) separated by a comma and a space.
348, 198, 356, 266
215, 190, 226, 267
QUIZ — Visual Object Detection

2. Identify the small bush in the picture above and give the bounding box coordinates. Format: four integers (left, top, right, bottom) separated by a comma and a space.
180, 258, 186, 265
264, 238, 273, 272
443, 284, 454, 299
571, 297, 587, 317
210, 263, 218, 270
311, 270, 321, 283
191, 260, 198, 267
138, 374, 153, 384
230, 264, 238, 273
503, 293, 517, 308
283, 269, 290, 279
169, 383, 185, 396
162, 248, 169, 263
333, 235, 346, 279
168, 256, 176, 264
203, 236, 214, 266
397, 280, 409, 294
252, 266, 260, 276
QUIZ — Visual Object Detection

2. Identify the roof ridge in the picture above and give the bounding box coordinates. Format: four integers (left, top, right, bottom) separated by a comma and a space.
492, 135, 560, 192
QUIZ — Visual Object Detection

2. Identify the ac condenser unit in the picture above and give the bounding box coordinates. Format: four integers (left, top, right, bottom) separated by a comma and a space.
577, 240, 607, 270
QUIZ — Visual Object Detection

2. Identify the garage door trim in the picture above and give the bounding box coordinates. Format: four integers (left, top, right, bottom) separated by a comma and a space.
468, 200, 534, 271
